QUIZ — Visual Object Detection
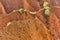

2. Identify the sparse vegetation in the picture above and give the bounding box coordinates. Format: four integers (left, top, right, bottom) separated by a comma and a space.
0, 0, 60, 40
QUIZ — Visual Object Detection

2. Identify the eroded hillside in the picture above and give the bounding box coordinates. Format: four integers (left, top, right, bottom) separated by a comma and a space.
0, 0, 60, 40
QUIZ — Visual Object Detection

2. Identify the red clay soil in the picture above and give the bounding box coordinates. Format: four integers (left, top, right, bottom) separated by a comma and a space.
50, 0, 60, 19
0, 18, 52, 40
47, 11, 60, 40
0, 0, 60, 40
0, 0, 23, 13
23, 0, 47, 24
